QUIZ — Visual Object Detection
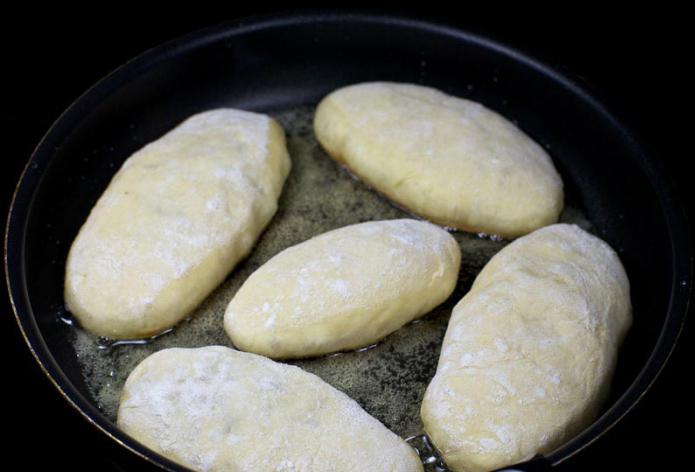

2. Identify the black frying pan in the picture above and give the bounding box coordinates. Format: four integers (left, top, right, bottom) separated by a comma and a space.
5, 13, 691, 471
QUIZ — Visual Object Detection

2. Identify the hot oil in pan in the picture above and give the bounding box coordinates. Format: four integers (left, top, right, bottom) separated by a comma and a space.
70, 106, 592, 466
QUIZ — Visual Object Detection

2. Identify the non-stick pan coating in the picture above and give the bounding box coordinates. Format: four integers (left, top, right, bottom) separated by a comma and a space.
6, 13, 691, 471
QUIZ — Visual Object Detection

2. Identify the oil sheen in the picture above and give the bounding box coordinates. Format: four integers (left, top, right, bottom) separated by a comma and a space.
69, 106, 592, 469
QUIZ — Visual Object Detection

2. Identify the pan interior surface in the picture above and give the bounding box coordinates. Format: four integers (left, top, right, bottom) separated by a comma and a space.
7, 14, 688, 470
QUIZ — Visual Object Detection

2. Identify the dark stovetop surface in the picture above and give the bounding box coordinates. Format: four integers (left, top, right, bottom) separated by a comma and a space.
2, 7, 690, 471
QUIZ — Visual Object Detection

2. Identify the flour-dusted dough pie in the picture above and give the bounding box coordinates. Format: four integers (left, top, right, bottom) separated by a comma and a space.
117, 346, 423, 472
314, 82, 564, 238
225, 219, 460, 358
65, 109, 290, 339
421, 224, 631, 472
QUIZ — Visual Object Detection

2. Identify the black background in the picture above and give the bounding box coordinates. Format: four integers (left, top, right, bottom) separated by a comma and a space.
2, 5, 691, 471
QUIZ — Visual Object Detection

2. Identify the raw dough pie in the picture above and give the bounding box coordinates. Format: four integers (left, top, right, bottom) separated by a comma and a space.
314, 82, 564, 238
225, 219, 460, 358
421, 224, 631, 472
117, 346, 423, 472
65, 109, 290, 339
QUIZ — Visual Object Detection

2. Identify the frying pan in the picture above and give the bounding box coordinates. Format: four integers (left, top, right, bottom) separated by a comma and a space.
5, 12, 691, 471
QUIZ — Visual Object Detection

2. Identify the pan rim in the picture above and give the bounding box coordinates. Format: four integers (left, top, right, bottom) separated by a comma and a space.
5, 11, 692, 470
